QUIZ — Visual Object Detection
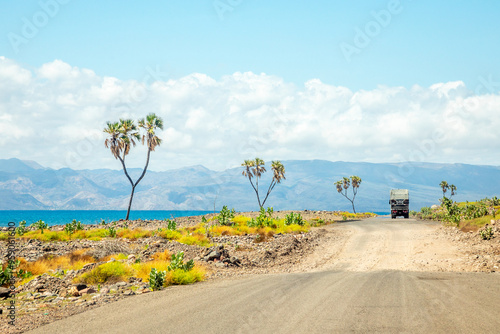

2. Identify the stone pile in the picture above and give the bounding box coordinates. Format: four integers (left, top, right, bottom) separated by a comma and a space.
199, 245, 241, 267
18, 273, 70, 295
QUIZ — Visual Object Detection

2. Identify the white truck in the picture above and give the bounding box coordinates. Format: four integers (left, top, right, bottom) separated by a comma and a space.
389, 189, 409, 219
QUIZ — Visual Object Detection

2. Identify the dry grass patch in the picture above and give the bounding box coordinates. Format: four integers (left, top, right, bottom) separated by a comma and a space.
18, 249, 95, 276
178, 234, 211, 246
117, 228, 152, 240
132, 260, 170, 282
158, 229, 182, 240
74, 261, 133, 284
168, 267, 205, 285
152, 250, 171, 261
15, 249, 95, 286
133, 260, 206, 286
100, 253, 128, 262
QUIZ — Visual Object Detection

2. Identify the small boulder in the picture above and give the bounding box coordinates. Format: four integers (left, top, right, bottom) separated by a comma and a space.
0, 287, 11, 298
206, 250, 221, 261
79, 288, 97, 296
230, 256, 241, 266
67, 286, 80, 297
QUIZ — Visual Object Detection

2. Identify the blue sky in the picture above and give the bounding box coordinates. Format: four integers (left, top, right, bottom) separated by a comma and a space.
1, 0, 499, 90
0, 1, 500, 171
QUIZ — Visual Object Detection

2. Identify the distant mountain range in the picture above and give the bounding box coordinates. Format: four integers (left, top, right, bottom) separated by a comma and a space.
1, 158, 499, 212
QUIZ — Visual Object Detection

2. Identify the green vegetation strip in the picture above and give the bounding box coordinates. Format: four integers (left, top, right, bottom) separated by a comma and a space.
0, 210, 376, 244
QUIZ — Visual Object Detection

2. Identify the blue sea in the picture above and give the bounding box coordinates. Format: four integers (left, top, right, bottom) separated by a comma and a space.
0, 210, 391, 228
0, 210, 213, 228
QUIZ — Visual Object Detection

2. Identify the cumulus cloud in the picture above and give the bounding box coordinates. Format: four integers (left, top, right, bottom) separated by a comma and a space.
0, 57, 499, 171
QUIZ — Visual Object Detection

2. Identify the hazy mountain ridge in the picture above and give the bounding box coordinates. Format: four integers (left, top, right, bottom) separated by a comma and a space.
0, 158, 499, 212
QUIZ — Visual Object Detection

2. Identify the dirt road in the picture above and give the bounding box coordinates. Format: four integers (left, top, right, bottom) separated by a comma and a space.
28, 217, 500, 333
296, 216, 468, 273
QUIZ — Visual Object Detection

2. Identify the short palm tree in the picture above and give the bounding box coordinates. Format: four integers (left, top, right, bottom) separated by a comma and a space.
439, 181, 449, 197
261, 160, 286, 207
449, 184, 457, 198
334, 175, 362, 213
242, 158, 285, 209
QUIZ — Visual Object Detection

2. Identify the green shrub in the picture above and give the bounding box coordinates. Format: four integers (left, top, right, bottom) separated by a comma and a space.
284, 212, 305, 226
17, 268, 33, 280
31, 220, 48, 234
480, 227, 494, 240
0, 259, 19, 286
16, 220, 27, 236
420, 206, 433, 219
72, 219, 84, 231
168, 252, 194, 272
64, 222, 75, 235
201, 216, 210, 237
165, 219, 177, 231
107, 224, 117, 238
149, 268, 166, 290
247, 207, 274, 228
217, 205, 235, 226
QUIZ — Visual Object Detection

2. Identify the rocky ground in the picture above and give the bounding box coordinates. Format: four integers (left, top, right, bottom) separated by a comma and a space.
435, 220, 500, 272
0, 210, 341, 333
1, 213, 499, 334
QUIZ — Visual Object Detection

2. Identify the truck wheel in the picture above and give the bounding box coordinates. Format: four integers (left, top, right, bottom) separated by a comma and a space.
391, 215, 396, 219
404, 213, 409, 219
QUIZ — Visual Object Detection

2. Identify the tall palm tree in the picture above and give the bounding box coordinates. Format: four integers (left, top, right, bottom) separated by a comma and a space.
439, 180, 449, 197
334, 175, 362, 213
104, 114, 163, 220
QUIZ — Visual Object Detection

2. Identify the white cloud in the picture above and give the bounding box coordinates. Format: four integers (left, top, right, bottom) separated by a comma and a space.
0, 58, 499, 171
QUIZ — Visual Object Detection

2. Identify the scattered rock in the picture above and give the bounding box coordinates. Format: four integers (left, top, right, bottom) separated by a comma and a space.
67, 286, 80, 297
19, 273, 70, 295
78, 288, 97, 296
0, 287, 11, 298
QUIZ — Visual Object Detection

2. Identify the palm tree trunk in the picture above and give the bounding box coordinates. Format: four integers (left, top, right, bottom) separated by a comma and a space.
126, 185, 136, 220
126, 149, 152, 220
118, 155, 135, 220
261, 179, 277, 208
254, 188, 262, 209
255, 177, 262, 209
248, 176, 262, 209
135, 148, 151, 186
351, 201, 356, 214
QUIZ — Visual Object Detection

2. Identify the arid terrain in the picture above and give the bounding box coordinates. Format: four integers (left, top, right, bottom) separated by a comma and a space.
1, 213, 499, 333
